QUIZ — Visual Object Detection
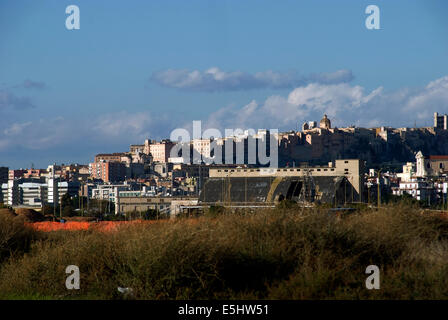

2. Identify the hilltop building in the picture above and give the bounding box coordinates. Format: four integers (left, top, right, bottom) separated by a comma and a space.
319, 114, 331, 129
434, 112, 448, 130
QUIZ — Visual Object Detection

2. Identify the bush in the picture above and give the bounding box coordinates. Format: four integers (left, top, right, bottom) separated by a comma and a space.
0, 212, 39, 264
1, 203, 448, 299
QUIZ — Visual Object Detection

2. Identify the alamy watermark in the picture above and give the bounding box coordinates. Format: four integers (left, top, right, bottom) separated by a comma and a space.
365, 265, 380, 289
65, 265, 80, 290
65, 5, 80, 30
169, 121, 278, 171
365, 5, 380, 30
65, 5, 379, 31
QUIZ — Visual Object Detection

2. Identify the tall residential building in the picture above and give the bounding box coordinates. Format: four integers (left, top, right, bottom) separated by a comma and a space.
0, 177, 76, 207
47, 179, 80, 205
192, 139, 212, 159
2, 180, 20, 206
89, 161, 127, 182
434, 112, 448, 130
149, 140, 174, 163
20, 182, 47, 207
0, 167, 8, 184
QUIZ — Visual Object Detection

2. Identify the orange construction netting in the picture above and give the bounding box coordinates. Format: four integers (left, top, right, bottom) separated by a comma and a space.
25, 220, 163, 232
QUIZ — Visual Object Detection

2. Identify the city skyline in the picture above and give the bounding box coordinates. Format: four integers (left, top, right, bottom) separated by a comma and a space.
1, 0, 448, 168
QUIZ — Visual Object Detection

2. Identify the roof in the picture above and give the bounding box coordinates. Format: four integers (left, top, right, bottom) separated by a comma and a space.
95, 153, 125, 157
429, 155, 448, 160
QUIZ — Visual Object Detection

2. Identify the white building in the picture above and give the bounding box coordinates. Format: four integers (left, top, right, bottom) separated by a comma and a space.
397, 162, 416, 182
20, 182, 47, 207
392, 178, 433, 201
415, 151, 428, 177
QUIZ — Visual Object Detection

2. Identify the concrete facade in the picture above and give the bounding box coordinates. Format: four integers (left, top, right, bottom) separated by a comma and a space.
208, 159, 364, 200
115, 195, 197, 216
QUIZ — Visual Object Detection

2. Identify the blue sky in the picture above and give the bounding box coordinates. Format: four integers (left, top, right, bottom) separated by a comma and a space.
1, 0, 448, 168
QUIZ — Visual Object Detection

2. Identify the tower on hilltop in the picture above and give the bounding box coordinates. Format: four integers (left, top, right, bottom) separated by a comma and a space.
319, 114, 331, 129
434, 112, 448, 130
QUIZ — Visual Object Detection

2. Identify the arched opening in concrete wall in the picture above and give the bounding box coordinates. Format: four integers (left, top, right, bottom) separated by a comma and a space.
286, 181, 302, 200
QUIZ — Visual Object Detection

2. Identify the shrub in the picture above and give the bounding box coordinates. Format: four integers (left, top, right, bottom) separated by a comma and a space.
0, 211, 39, 264
1, 203, 448, 299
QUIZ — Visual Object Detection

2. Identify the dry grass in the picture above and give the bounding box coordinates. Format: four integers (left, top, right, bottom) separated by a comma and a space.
1, 203, 448, 299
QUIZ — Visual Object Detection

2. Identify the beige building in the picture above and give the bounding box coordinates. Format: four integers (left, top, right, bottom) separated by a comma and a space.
94, 153, 125, 163
115, 195, 198, 217
149, 140, 174, 163
411, 151, 448, 178
397, 162, 415, 182
434, 112, 448, 130
209, 159, 364, 201
192, 139, 212, 159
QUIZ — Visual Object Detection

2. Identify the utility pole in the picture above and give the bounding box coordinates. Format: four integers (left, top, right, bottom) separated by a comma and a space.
367, 184, 370, 205
377, 169, 382, 207
52, 166, 56, 221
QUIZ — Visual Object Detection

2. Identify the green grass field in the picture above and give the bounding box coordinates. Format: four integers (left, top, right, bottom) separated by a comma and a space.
1, 203, 448, 300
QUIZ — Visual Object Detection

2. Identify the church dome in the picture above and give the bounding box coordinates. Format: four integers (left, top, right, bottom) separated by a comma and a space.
319, 114, 331, 129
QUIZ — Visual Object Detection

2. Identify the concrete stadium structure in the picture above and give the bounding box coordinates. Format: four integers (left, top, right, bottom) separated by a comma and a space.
199, 159, 364, 205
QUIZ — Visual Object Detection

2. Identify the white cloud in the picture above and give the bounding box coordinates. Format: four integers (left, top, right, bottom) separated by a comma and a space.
203, 76, 448, 131
93, 111, 153, 140
151, 67, 354, 92
2, 75, 448, 160
0, 90, 36, 110
0, 111, 165, 152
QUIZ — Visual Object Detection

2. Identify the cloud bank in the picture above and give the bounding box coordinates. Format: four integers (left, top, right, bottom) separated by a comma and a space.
204, 76, 448, 131
0, 90, 36, 110
2, 74, 448, 168
19, 79, 47, 90
151, 67, 354, 92
0, 111, 172, 153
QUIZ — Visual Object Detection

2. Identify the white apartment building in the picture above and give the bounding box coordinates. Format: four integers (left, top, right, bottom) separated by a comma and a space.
392, 179, 433, 201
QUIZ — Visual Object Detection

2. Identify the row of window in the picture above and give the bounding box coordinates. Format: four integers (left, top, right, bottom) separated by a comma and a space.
216, 168, 337, 173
